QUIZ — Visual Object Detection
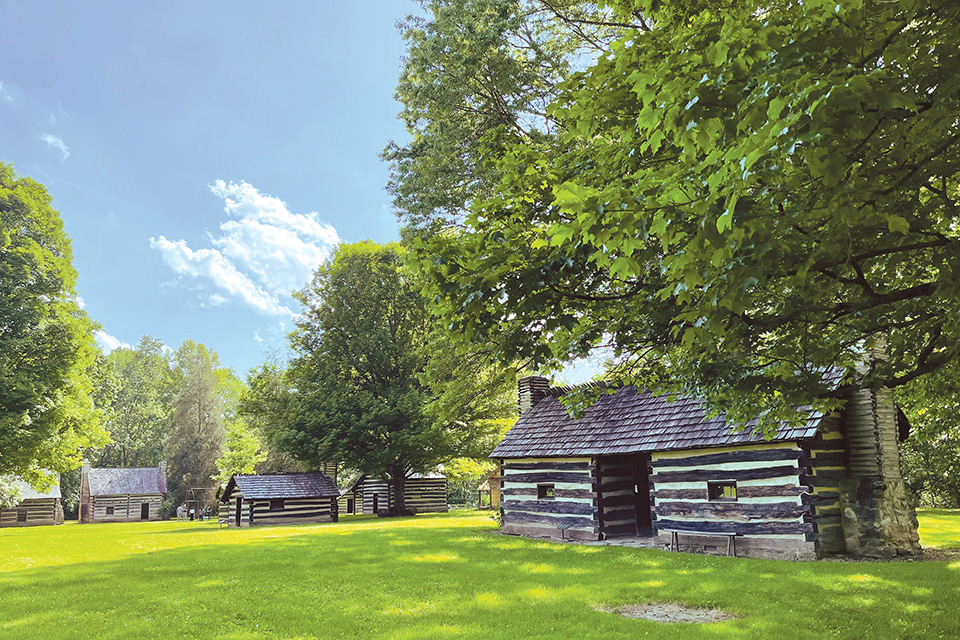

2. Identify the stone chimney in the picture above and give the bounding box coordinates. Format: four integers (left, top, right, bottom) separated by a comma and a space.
159, 460, 168, 478
518, 376, 551, 415
837, 357, 921, 556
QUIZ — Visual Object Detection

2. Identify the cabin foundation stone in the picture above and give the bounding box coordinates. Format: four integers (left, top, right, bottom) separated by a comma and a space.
839, 477, 920, 557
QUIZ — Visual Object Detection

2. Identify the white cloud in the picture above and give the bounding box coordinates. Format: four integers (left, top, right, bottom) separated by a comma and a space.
149, 235, 292, 316
41, 133, 69, 160
75, 296, 86, 309
150, 181, 339, 316
95, 330, 132, 353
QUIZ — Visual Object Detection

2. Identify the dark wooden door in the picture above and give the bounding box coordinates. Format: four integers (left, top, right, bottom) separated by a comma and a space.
140, 503, 150, 520
633, 453, 652, 530
235, 498, 242, 527
372, 494, 379, 514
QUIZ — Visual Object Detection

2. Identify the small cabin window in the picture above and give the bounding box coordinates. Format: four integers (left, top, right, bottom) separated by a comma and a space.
537, 484, 555, 500
105, 506, 115, 515
269, 499, 285, 511
708, 481, 737, 502
16, 510, 27, 522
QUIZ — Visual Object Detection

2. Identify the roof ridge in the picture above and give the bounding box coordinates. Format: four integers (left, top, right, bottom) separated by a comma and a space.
546, 379, 621, 397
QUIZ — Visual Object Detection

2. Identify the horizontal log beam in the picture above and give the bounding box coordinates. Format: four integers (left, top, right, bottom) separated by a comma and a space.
655, 519, 814, 536
652, 485, 809, 500
651, 447, 802, 469
501, 500, 596, 516
655, 501, 808, 520
502, 488, 594, 499
503, 461, 592, 471
504, 511, 597, 528
502, 472, 592, 484
653, 465, 800, 484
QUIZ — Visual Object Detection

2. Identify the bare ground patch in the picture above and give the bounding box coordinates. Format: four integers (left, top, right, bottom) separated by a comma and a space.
596, 602, 739, 624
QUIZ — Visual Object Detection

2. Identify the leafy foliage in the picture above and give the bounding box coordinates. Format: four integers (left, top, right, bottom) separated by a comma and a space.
898, 362, 960, 507
0, 163, 108, 500
164, 340, 234, 509
275, 242, 514, 514
392, 0, 960, 431
93, 336, 175, 468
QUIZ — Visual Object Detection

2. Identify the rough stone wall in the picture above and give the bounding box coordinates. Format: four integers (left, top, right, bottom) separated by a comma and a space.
838, 387, 921, 557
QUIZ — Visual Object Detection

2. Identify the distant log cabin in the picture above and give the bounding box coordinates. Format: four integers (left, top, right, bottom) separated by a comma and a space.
78, 462, 167, 523
0, 475, 64, 527
219, 472, 340, 527
491, 376, 921, 559
338, 473, 448, 515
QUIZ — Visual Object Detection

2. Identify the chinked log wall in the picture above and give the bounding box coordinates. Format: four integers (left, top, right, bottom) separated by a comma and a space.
501, 458, 599, 540
651, 443, 818, 559
0, 498, 58, 527
247, 497, 337, 525
402, 478, 448, 513
222, 487, 337, 527
801, 416, 847, 555
337, 491, 358, 515
90, 494, 163, 522
362, 480, 389, 514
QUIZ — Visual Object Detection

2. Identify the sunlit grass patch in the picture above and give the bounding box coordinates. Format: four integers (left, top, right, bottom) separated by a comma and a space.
917, 508, 960, 549
0, 510, 957, 639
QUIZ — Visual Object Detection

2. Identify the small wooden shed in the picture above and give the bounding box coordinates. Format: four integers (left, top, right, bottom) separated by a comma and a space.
79, 462, 167, 523
338, 473, 448, 515
0, 476, 63, 527
219, 472, 340, 527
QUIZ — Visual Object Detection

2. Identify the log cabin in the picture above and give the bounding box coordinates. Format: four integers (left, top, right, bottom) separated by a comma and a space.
338, 473, 448, 515
0, 475, 63, 527
78, 462, 167, 523
219, 472, 340, 527
491, 376, 921, 559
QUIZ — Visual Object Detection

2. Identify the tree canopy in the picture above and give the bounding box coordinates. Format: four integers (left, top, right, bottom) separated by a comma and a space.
271, 241, 514, 514
0, 163, 107, 503
391, 0, 960, 431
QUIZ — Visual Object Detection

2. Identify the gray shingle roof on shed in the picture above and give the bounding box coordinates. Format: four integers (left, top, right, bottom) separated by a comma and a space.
491, 386, 828, 459
226, 473, 339, 500
2, 475, 61, 500
88, 467, 167, 495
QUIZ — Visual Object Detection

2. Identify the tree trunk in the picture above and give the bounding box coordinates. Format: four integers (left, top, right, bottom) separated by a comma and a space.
383, 466, 412, 517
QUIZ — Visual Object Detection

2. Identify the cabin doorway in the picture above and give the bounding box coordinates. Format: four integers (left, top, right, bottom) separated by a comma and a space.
372, 494, 379, 514
235, 498, 242, 527
140, 503, 150, 520
347, 497, 355, 514
596, 453, 653, 538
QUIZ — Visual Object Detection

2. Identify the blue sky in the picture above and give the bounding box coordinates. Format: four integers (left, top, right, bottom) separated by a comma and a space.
1, 2, 412, 374
1, 2, 599, 383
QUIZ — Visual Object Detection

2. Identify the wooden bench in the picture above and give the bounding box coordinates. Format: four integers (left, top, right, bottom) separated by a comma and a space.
660, 528, 739, 557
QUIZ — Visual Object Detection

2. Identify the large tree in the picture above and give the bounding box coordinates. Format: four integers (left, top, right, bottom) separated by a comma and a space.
93, 336, 175, 468
0, 163, 108, 505
276, 241, 513, 514
165, 340, 233, 510
393, 0, 960, 431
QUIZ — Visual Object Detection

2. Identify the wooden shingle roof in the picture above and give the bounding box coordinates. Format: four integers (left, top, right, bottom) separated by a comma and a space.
223, 472, 339, 501
491, 386, 830, 459
2, 475, 61, 500
88, 467, 167, 496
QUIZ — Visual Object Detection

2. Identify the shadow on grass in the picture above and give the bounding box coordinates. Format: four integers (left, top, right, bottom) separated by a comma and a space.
0, 513, 958, 640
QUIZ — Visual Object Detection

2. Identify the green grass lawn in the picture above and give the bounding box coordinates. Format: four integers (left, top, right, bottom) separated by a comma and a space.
1, 510, 958, 640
